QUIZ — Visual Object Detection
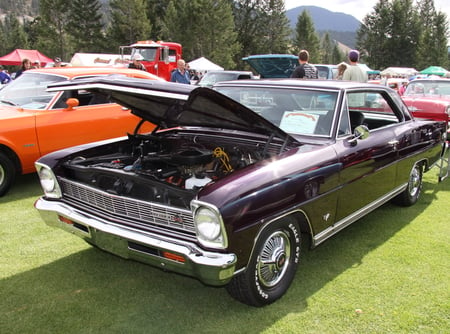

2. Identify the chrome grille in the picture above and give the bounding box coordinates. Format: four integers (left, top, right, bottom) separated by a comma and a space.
60, 178, 195, 233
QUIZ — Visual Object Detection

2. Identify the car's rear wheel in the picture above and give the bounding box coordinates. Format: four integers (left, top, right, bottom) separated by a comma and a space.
393, 163, 423, 206
226, 217, 301, 307
0, 152, 16, 197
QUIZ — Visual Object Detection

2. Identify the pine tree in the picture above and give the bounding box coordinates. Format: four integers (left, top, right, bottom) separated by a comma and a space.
357, 0, 448, 70
146, 0, 169, 40
416, 0, 449, 69
433, 11, 449, 68
384, 0, 419, 67
39, 0, 72, 60
260, 0, 291, 54
68, 0, 106, 53
106, 0, 151, 50
2, 13, 29, 53
232, 0, 291, 68
293, 10, 321, 63
164, 0, 239, 69
356, 0, 392, 69
320, 33, 334, 64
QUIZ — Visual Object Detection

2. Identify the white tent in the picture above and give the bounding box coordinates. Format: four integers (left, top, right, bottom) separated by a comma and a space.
380, 67, 418, 78
188, 57, 223, 72
70, 53, 130, 67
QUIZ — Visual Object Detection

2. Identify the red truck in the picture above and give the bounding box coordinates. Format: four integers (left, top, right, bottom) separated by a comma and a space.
120, 40, 182, 81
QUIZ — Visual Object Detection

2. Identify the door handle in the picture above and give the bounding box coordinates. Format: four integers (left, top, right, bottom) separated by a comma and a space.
388, 140, 399, 148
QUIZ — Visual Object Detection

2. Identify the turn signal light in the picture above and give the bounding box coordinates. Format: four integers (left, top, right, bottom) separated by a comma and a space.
162, 251, 185, 263
58, 215, 73, 225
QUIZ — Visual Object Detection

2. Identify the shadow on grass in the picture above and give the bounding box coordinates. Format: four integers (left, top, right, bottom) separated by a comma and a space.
0, 173, 42, 204
0, 174, 446, 333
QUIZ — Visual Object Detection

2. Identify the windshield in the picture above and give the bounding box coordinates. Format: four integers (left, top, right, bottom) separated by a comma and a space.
0, 72, 67, 109
315, 66, 337, 80
215, 86, 338, 137
404, 80, 450, 98
132, 48, 157, 61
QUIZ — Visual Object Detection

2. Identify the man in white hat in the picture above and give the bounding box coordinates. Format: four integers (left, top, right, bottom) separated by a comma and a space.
128, 54, 146, 71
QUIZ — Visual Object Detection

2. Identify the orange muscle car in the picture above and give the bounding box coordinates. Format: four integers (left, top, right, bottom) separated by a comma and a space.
0, 67, 162, 196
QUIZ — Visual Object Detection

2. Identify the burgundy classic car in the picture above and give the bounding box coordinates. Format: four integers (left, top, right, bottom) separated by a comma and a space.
402, 78, 450, 135
34, 77, 447, 306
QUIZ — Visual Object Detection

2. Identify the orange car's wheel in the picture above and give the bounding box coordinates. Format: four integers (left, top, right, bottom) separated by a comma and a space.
0, 152, 16, 197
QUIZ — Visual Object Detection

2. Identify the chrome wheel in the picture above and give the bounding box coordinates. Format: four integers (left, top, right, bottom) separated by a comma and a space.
257, 230, 291, 288
0, 164, 4, 185
0, 152, 16, 197
408, 165, 421, 198
226, 217, 301, 307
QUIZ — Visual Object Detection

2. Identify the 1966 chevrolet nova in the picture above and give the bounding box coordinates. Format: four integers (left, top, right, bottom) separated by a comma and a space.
34, 77, 448, 306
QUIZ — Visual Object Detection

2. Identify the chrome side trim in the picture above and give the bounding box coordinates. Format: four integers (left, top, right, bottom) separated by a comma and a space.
312, 183, 407, 247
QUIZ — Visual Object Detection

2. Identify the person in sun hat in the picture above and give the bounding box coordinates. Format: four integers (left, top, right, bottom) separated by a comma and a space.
33, 60, 41, 69
342, 49, 368, 83
128, 53, 146, 71
53, 57, 62, 67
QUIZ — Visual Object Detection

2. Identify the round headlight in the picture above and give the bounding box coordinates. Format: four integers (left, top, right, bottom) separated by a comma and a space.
39, 167, 55, 192
195, 207, 221, 241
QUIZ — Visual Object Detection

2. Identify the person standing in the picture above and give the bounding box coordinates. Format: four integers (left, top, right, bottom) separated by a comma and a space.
342, 50, 368, 83
0, 65, 11, 84
170, 59, 191, 84
291, 50, 318, 79
336, 63, 348, 80
14, 58, 31, 79
53, 57, 62, 67
128, 54, 146, 71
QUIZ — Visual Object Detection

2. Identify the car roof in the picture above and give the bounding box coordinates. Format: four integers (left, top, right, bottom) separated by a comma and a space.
204, 70, 253, 75
214, 78, 384, 90
408, 78, 450, 83
25, 67, 164, 80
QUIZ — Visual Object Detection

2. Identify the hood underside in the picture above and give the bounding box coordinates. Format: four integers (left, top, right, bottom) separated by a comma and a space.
242, 54, 298, 78
47, 75, 291, 141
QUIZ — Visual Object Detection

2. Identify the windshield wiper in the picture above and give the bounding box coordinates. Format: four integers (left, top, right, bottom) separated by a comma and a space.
0, 99, 18, 106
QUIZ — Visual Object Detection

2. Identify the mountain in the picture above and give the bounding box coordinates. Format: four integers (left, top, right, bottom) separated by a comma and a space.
286, 6, 361, 31
286, 6, 362, 48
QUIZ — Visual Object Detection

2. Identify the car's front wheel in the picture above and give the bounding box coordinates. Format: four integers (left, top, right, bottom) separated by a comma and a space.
226, 217, 301, 307
0, 152, 16, 197
393, 163, 423, 206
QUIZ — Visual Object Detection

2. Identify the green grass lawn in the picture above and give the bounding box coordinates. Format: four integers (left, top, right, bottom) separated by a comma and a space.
1, 170, 449, 334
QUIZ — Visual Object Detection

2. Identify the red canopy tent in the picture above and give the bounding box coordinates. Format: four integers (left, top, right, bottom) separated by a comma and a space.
0, 49, 53, 66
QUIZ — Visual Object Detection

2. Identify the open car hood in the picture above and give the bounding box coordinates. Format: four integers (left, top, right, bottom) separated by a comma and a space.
242, 54, 298, 78
47, 75, 292, 141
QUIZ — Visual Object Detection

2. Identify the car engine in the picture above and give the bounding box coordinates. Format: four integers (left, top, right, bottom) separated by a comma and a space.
60, 131, 283, 209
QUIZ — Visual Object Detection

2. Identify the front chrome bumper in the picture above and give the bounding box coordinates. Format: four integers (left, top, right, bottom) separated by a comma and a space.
35, 197, 237, 286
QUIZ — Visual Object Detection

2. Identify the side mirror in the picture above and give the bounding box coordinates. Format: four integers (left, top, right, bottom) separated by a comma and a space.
348, 125, 369, 146
354, 125, 370, 140
163, 46, 169, 64
64, 98, 79, 111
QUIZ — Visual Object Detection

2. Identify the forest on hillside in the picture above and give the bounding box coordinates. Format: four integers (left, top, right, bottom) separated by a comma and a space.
0, 0, 448, 71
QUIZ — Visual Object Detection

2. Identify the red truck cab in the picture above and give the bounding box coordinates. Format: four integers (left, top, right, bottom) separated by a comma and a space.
121, 41, 182, 81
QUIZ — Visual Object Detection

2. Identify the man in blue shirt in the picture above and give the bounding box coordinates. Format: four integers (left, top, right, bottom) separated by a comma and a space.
170, 59, 191, 84
0, 65, 11, 84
